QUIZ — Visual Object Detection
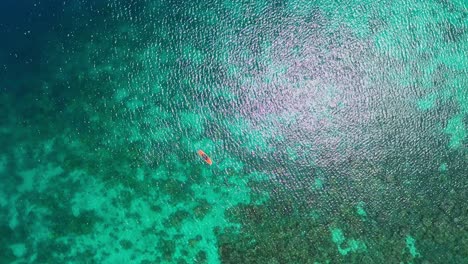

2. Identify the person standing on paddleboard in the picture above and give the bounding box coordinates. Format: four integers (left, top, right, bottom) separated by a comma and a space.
197, 150, 213, 165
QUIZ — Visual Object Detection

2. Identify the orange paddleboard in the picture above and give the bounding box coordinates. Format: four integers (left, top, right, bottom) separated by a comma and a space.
197, 150, 213, 165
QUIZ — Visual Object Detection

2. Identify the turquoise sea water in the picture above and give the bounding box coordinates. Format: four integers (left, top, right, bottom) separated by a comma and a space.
0, 0, 467, 263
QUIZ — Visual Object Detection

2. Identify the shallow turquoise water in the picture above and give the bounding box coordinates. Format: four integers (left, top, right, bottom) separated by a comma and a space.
0, 0, 467, 263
